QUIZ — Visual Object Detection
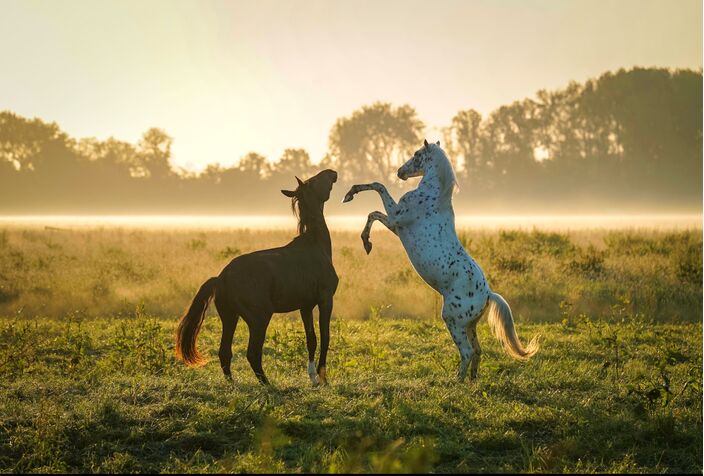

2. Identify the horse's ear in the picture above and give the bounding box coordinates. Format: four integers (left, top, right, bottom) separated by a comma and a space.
281, 189, 296, 198
436, 140, 440, 146
424, 139, 429, 147
295, 176, 304, 187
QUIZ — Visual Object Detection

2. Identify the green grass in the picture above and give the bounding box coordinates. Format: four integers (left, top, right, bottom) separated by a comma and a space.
0, 310, 701, 473
0, 226, 701, 473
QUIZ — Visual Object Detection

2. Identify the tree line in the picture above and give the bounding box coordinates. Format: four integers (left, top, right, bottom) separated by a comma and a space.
0, 66, 700, 214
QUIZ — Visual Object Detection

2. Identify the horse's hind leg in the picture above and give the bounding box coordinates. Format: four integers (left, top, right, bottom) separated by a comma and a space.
443, 300, 474, 382
447, 322, 473, 382
468, 322, 482, 381
300, 307, 319, 386
244, 314, 272, 385
214, 296, 239, 380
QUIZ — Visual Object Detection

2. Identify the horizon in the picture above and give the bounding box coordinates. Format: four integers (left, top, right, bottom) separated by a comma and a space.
1, 213, 701, 231
1, 0, 701, 172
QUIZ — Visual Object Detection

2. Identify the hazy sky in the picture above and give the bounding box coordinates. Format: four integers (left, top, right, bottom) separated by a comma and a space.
1, 0, 701, 172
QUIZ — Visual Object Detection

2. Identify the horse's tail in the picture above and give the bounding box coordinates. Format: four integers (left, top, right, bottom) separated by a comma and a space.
175, 277, 219, 367
485, 291, 539, 360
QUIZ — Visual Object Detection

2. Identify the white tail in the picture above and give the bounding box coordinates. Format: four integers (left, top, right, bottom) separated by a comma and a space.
486, 292, 540, 360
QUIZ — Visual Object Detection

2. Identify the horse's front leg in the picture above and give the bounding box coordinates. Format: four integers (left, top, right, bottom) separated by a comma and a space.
300, 307, 319, 386
343, 182, 398, 216
317, 298, 333, 385
361, 211, 394, 254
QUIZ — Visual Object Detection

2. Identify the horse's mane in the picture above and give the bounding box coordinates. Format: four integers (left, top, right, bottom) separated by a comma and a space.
290, 196, 307, 235
432, 145, 459, 209
290, 196, 323, 236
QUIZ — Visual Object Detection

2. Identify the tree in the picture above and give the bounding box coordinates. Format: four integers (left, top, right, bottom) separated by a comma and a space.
444, 109, 483, 180
137, 128, 173, 179
272, 148, 313, 177
582, 68, 702, 189
328, 102, 425, 181
311, 154, 336, 176
0, 66, 700, 214
238, 152, 270, 179
76, 137, 139, 178
480, 100, 543, 190
0, 111, 70, 172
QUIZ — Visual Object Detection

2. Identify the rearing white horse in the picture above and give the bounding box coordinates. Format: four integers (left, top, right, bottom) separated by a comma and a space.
343, 139, 539, 382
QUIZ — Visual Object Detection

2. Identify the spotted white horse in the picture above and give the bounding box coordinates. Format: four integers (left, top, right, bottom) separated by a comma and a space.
343, 139, 539, 381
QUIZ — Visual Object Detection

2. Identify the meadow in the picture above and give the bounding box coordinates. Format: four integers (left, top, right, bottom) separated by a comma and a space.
0, 226, 701, 322
0, 225, 701, 473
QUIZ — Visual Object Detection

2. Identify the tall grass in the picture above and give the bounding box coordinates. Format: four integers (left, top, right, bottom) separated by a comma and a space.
0, 227, 700, 322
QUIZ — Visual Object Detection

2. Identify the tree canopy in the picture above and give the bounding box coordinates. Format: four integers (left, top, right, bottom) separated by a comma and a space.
0, 67, 700, 214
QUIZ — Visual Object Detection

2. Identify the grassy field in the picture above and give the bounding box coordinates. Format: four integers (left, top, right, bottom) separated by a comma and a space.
0, 226, 701, 322
0, 226, 701, 473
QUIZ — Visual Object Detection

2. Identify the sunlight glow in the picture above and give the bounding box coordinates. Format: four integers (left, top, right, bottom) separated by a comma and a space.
0, 214, 700, 231
1, 0, 700, 171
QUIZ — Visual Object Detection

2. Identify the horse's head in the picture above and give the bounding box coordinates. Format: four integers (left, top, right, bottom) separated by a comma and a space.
398, 140, 457, 206
281, 169, 338, 205
282, 170, 338, 235
397, 139, 444, 181
307, 169, 338, 202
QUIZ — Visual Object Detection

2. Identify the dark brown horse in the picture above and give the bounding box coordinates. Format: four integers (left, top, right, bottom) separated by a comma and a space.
176, 169, 339, 385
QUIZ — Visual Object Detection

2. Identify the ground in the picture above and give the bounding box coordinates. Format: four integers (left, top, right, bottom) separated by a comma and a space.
0, 227, 701, 473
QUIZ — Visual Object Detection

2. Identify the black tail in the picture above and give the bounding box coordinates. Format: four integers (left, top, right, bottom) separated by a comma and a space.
175, 277, 218, 367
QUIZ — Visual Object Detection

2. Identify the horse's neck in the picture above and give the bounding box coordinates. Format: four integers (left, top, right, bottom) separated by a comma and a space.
418, 167, 441, 197
417, 166, 455, 220
302, 207, 332, 258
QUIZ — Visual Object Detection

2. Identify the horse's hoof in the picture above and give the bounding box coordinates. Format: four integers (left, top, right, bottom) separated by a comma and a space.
318, 368, 328, 386
363, 240, 372, 254
309, 374, 320, 387
342, 192, 354, 203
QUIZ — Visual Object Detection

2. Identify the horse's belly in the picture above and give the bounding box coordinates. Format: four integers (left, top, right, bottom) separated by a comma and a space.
398, 225, 485, 294
409, 263, 446, 291
270, 275, 334, 313
224, 253, 335, 314
398, 237, 454, 290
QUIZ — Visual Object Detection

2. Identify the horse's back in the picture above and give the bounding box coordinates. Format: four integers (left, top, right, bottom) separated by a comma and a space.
218, 242, 336, 314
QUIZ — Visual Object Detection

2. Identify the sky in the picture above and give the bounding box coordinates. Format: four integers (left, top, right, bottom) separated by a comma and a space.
1, 0, 701, 172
